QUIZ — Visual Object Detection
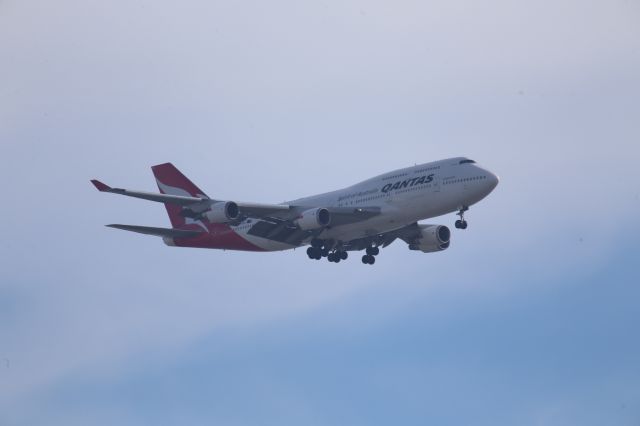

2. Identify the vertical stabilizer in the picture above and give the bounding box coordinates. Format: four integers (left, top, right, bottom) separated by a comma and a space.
151, 163, 209, 228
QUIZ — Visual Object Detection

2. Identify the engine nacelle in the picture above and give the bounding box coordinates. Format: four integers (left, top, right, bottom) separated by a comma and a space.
203, 201, 240, 223
295, 208, 331, 230
408, 224, 451, 253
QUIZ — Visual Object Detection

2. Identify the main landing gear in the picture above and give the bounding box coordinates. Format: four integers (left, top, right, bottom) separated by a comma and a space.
455, 206, 469, 230
328, 251, 348, 263
306, 239, 348, 263
306, 238, 380, 265
361, 245, 379, 265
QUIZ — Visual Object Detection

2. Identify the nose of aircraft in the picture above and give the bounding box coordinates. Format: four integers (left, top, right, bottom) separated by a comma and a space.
486, 170, 500, 192
488, 171, 499, 190
481, 168, 499, 194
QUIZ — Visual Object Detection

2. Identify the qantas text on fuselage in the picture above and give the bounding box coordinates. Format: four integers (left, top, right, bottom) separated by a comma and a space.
91, 157, 499, 265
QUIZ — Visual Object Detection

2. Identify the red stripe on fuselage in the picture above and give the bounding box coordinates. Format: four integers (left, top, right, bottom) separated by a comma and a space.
172, 223, 265, 252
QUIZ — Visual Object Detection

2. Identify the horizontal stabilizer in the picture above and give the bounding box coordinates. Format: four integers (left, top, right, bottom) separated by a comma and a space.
106, 224, 204, 238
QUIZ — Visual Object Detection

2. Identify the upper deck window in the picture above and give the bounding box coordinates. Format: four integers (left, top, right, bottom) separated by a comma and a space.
459, 159, 476, 164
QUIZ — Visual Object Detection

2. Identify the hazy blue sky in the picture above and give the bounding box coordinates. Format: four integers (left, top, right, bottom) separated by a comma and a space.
1, 0, 639, 424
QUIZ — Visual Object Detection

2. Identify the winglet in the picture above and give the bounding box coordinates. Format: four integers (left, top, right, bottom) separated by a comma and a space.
91, 179, 111, 192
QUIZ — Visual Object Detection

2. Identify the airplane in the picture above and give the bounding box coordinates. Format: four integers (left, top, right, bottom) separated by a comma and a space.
91, 158, 499, 265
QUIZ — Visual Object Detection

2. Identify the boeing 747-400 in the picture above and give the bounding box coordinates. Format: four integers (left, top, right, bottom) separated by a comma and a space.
91, 158, 499, 265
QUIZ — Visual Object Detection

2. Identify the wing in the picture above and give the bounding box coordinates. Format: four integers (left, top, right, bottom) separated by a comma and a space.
91, 180, 205, 206
92, 179, 381, 246
244, 206, 382, 245
233, 202, 292, 218
91, 180, 380, 223
92, 179, 292, 218
327, 206, 381, 226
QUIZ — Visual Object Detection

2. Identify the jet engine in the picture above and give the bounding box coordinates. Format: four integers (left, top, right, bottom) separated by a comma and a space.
408, 224, 451, 253
295, 208, 331, 230
203, 201, 240, 223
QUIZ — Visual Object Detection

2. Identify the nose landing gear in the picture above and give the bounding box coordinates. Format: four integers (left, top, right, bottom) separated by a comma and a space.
455, 206, 469, 229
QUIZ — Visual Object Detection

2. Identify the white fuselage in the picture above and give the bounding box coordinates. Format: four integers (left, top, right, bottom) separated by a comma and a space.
231, 157, 499, 251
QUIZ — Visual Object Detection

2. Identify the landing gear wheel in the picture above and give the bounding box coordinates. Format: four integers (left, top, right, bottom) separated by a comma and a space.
361, 254, 375, 265
340, 251, 348, 260
366, 246, 380, 256
455, 206, 469, 230
321, 248, 330, 257
307, 247, 322, 260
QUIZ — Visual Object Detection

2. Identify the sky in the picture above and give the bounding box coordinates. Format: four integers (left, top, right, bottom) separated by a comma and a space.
1, 0, 639, 424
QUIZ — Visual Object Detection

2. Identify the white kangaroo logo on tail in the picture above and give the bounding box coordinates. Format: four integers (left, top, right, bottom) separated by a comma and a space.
156, 179, 209, 233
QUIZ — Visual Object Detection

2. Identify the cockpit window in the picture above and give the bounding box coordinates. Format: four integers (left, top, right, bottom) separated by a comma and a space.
459, 159, 476, 164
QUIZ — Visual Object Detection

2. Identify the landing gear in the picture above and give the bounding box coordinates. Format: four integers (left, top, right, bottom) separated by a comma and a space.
455, 220, 468, 229
306, 238, 376, 265
361, 245, 379, 265
327, 250, 348, 263
361, 254, 376, 265
307, 238, 349, 263
306, 246, 322, 260
455, 206, 469, 229
308, 239, 329, 260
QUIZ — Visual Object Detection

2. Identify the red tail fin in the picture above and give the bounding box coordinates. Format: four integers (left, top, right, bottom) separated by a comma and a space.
151, 163, 208, 228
